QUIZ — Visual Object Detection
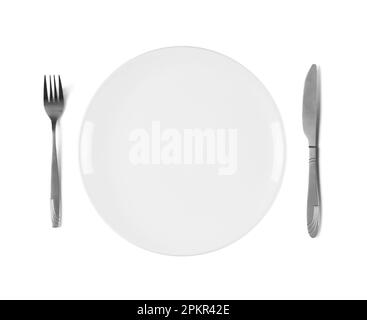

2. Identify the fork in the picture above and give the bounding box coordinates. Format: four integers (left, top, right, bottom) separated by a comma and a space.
44, 75, 65, 228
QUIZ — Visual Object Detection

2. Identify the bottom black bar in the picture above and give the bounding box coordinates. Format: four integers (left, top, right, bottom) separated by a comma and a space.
0, 299, 356, 318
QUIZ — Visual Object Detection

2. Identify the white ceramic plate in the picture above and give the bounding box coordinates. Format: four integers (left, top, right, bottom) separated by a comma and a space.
80, 47, 286, 255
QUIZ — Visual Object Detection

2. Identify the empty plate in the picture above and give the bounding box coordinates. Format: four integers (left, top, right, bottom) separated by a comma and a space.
80, 46, 286, 255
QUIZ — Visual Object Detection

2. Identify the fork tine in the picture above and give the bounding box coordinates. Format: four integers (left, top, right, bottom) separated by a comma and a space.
44, 75, 48, 102
49, 76, 54, 101
58, 75, 64, 101
53, 75, 58, 100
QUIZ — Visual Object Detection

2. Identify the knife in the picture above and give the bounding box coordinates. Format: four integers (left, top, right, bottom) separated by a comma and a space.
303, 64, 321, 238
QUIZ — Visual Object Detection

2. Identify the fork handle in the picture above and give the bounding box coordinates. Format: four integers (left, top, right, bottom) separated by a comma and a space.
307, 147, 321, 238
51, 122, 62, 227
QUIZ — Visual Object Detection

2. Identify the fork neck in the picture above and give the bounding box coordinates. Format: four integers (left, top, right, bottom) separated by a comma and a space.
51, 120, 57, 131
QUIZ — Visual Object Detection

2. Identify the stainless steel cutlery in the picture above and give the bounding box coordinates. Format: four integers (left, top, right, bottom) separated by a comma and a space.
43, 75, 65, 228
303, 65, 321, 238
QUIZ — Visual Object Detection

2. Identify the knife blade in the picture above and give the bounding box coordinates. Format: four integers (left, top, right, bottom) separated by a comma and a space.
303, 64, 321, 238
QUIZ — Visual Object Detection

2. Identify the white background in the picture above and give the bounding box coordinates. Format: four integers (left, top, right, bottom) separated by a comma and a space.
0, 0, 366, 300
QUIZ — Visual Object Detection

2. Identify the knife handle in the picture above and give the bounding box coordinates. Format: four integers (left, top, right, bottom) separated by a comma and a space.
307, 147, 321, 238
